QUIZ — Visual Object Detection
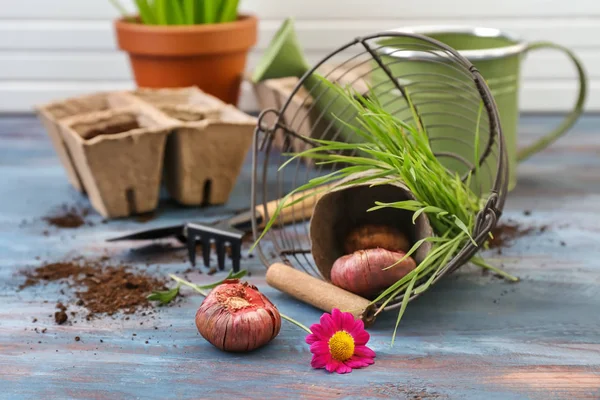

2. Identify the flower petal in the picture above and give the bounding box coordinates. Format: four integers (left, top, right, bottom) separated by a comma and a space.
345, 356, 374, 369
354, 345, 376, 359
310, 341, 330, 355
305, 333, 320, 345
350, 319, 365, 335
331, 308, 344, 330
309, 323, 328, 339
348, 320, 369, 345
350, 329, 370, 346
341, 311, 356, 332
335, 363, 353, 374
325, 359, 340, 373
311, 354, 330, 369
319, 313, 336, 337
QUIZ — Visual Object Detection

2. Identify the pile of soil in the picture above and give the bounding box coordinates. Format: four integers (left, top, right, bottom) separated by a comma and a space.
42, 204, 92, 228
20, 259, 167, 322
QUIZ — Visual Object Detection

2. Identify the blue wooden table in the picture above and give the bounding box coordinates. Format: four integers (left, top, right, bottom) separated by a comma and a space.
1, 114, 600, 399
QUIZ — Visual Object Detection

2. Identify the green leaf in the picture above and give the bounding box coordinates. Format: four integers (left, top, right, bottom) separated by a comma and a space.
471, 256, 519, 282
183, 0, 195, 24
453, 215, 476, 246
195, 0, 205, 23
218, 0, 239, 22
411, 206, 448, 224
195, 269, 248, 289
204, 0, 220, 23
134, 0, 156, 24
391, 273, 418, 346
170, 0, 186, 25
154, 0, 168, 25
147, 285, 180, 305
413, 235, 462, 294
367, 199, 425, 213
409, 166, 416, 182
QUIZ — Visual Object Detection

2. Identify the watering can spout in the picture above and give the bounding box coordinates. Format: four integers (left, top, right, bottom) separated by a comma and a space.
251, 17, 311, 82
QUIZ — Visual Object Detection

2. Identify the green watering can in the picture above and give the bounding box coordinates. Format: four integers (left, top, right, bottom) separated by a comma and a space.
367, 26, 587, 191
252, 22, 587, 192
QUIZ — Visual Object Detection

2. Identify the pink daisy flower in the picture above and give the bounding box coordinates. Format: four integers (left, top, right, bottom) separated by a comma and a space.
305, 308, 376, 374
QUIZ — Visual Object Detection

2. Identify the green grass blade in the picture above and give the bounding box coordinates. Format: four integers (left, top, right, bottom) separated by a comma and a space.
413, 235, 462, 294
370, 237, 459, 307
471, 256, 519, 282
411, 206, 448, 224
218, 0, 239, 22
170, 0, 186, 25
368, 200, 425, 212
195, 269, 248, 289
154, 0, 168, 25
391, 273, 418, 346
195, 0, 205, 23
133, 0, 157, 24
204, 0, 220, 23
453, 215, 476, 246
183, 0, 195, 24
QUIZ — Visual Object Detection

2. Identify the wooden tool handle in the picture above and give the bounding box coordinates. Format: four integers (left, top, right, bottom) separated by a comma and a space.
266, 263, 376, 326
255, 185, 330, 228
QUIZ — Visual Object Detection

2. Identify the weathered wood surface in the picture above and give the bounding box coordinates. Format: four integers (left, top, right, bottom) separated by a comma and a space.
1, 114, 600, 399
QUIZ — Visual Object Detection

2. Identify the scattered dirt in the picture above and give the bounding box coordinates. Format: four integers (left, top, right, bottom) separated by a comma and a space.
54, 302, 68, 325
42, 204, 92, 229
487, 219, 547, 250
54, 310, 68, 325
20, 259, 167, 322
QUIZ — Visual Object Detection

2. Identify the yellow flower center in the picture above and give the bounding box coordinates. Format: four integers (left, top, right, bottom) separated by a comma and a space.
328, 331, 355, 361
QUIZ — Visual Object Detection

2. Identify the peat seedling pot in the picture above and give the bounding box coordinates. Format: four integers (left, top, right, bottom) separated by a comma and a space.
59, 106, 174, 218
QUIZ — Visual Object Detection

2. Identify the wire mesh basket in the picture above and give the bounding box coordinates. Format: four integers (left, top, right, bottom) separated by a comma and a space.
250, 28, 509, 315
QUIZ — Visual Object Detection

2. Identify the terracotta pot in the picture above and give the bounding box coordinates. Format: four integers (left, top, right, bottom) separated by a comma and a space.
114, 15, 258, 105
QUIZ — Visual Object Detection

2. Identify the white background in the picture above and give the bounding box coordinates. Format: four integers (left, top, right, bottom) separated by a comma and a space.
1, 0, 598, 113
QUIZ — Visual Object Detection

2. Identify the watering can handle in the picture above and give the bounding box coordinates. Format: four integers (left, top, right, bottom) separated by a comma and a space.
517, 42, 588, 162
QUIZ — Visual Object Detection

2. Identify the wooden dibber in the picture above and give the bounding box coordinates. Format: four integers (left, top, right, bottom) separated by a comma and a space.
255, 184, 332, 228
266, 263, 377, 327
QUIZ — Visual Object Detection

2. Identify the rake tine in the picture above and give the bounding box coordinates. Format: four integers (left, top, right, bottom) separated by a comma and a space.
202, 234, 212, 267
185, 221, 245, 271
187, 234, 198, 266
230, 241, 242, 273
215, 240, 226, 270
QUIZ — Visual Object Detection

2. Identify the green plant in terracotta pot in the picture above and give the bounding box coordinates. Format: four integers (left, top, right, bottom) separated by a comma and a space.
110, 0, 257, 105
